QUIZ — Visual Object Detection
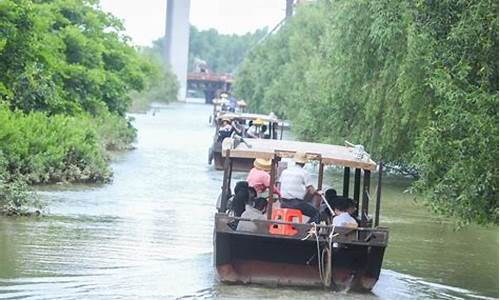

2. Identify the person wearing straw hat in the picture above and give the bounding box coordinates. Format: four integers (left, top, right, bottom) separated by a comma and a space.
247, 158, 280, 198
278, 152, 320, 223
217, 117, 233, 142
246, 118, 265, 138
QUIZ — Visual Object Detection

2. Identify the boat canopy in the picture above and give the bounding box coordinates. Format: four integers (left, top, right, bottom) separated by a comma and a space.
222, 138, 377, 171
217, 112, 280, 123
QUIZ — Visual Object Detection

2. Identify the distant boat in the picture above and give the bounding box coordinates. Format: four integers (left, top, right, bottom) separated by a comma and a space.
208, 113, 283, 172
209, 97, 247, 126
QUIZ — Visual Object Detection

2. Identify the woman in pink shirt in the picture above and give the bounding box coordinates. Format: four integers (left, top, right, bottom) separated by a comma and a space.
246, 158, 280, 197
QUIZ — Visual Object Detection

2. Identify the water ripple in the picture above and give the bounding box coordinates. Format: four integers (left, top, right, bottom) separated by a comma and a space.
0, 103, 496, 300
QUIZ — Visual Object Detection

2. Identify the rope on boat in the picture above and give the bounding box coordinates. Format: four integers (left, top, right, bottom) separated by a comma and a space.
322, 246, 332, 287
302, 219, 342, 288
323, 225, 334, 288
302, 223, 324, 284
320, 194, 335, 217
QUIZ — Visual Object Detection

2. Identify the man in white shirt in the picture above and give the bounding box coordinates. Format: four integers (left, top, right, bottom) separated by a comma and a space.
278, 152, 320, 223
332, 197, 358, 228
246, 118, 264, 138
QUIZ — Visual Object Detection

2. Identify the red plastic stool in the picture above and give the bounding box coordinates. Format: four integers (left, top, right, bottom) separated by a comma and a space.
269, 208, 303, 236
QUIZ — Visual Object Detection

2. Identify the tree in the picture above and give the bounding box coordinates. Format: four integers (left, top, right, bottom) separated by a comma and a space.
0, 0, 179, 213
234, 0, 499, 225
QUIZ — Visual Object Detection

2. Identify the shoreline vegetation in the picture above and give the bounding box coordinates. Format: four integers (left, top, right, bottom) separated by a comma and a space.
1, 0, 497, 228
0, 0, 178, 215
0, 0, 260, 215
234, 0, 498, 225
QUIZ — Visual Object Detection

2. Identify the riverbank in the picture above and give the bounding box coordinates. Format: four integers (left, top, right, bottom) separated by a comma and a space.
0, 106, 136, 215
0, 1, 179, 216
0, 103, 496, 299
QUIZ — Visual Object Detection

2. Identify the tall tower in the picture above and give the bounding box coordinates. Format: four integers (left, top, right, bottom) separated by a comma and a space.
165, 0, 191, 101
285, 0, 294, 18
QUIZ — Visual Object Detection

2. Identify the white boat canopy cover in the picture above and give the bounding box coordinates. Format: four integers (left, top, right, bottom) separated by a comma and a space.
222, 138, 377, 171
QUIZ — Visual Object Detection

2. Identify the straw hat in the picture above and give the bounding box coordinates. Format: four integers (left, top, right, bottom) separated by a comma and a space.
293, 152, 308, 164
253, 158, 271, 171
254, 118, 264, 126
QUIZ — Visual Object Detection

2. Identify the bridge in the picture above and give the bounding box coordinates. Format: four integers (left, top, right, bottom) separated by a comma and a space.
164, 0, 299, 101
187, 72, 233, 104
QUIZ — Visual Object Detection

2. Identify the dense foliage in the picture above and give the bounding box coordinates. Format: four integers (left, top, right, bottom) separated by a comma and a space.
234, 0, 499, 224
189, 26, 268, 73
129, 47, 179, 112
1, 0, 146, 115
0, 151, 41, 215
0, 0, 177, 213
0, 105, 107, 183
153, 26, 267, 74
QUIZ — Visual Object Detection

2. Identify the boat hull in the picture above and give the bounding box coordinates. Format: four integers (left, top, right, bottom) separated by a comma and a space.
214, 217, 387, 292
212, 143, 254, 172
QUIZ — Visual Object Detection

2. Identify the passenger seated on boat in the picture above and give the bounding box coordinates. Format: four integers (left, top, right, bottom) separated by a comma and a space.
217, 118, 233, 142
246, 118, 264, 138
247, 120, 253, 131
246, 158, 281, 197
232, 119, 246, 137
231, 181, 251, 217
278, 152, 321, 223
320, 188, 337, 222
237, 197, 267, 232
332, 197, 358, 228
261, 125, 268, 139
347, 199, 358, 219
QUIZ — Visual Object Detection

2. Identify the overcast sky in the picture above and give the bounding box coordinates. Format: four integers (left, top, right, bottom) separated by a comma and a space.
99, 0, 285, 46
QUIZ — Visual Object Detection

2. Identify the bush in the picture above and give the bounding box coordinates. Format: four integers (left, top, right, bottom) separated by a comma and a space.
84, 110, 137, 151
129, 48, 179, 112
0, 151, 42, 215
0, 105, 112, 184
0, 0, 172, 215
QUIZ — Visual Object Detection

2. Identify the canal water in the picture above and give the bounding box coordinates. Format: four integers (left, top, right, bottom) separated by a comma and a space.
0, 102, 498, 299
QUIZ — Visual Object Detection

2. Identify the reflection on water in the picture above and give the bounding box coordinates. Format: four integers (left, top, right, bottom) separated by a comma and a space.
0, 102, 498, 299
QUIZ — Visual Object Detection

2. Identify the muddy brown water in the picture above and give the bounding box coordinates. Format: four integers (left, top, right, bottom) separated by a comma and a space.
0, 101, 498, 299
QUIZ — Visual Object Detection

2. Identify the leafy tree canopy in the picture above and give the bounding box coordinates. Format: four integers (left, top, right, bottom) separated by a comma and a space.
0, 0, 158, 116
152, 25, 268, 74
234, 0, 499, 225
0, 0, 178, 213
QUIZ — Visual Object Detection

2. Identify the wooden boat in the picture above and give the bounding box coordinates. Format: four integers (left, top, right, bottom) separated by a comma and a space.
208, 113, 283, 171
209, 98, 247, 125
214, 138, 389, 291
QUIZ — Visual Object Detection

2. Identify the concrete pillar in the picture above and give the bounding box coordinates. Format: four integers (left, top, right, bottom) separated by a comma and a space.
285, 0, 294, 18
165, 0, 190, 101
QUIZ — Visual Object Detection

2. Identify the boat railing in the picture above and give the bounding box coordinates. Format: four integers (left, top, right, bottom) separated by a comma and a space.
215, 213, 389, 247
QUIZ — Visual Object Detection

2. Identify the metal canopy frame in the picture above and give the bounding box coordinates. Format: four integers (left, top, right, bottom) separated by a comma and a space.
219, 142, 385, 228
216, 112, 281, 124
215, 115, 282, 140
223, 138, 377, 171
